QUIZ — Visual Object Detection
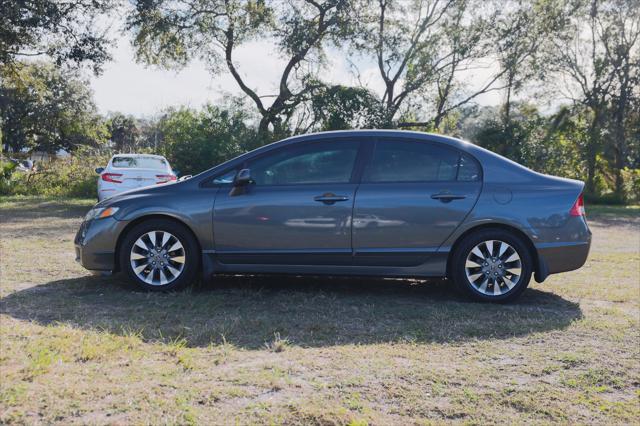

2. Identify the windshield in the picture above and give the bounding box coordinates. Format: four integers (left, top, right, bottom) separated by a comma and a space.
111, 156, 168, 170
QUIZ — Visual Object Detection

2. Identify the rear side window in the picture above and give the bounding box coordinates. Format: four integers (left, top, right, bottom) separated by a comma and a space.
248, 140, 359, 185
363, 140, 461, 183
457, 154, 481, 181
112, 156, 168, 170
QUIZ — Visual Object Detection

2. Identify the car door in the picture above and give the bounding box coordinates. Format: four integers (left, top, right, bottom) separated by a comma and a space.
212, 139, 362, 265
353, 138, 482, 266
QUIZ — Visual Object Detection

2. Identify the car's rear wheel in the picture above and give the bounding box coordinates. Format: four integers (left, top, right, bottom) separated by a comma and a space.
450, 229, 533, 302
119, 219, 199, 291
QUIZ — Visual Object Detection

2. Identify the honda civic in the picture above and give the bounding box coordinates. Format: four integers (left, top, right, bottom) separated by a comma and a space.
75, 130, 591, 302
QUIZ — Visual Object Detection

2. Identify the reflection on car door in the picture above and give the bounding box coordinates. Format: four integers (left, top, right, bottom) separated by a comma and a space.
213, 139, 361, 265
353, 138, 482, 266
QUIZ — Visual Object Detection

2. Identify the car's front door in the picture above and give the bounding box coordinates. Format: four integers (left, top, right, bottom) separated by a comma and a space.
353, 138, 482, 266
212, 139, 362, 265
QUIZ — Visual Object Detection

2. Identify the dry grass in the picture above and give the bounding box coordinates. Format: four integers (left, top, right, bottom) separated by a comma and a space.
1, 196, 638, 425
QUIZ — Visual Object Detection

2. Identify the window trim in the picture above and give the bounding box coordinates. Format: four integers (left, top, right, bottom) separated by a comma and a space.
359, 138, 482, 184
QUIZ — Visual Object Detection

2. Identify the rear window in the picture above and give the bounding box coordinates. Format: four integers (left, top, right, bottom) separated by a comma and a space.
112, 156, 168, 170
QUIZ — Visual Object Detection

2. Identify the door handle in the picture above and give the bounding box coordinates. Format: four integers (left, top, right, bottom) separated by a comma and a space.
314, 193, 350, 205
431, 192, 467, 202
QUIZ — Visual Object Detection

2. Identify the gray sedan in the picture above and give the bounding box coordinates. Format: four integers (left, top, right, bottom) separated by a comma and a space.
75, 130, 591, 302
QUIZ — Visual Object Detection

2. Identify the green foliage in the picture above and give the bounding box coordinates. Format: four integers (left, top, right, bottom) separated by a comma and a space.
0, 62, 108, 154
157, 104, 259, 176
107, 113, 140, 152
0, 159, 17, 194
0, 0, 116, 74
310, 85, 384, 131
1, 150, 109, 198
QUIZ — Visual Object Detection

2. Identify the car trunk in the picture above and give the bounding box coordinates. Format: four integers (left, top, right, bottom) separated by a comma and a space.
116, 168, 166, 190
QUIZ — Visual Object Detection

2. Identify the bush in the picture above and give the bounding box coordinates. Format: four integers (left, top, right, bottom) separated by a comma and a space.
1, 151, 109, 198
622, 168, 640, 203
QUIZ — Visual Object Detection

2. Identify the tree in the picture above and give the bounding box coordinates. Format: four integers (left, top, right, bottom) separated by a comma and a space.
156, 103, 258, 175
549, 0, 640, 197
127, 0, 353, 136
0, 0, 118, 74
302, 85, 383, 131
108, 114, 140, 152
491, 0, 568, 125
0, 62, 107, 153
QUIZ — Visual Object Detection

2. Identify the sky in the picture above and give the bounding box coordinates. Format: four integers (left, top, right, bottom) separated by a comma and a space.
90, 32, 504, 118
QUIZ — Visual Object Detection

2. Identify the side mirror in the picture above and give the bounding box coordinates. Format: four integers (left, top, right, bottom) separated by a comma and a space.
234, 168, 252, 186
230, 168, 252, 196
95, 167, 104, 174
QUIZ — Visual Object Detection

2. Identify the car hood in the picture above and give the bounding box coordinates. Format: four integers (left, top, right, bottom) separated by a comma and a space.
95, 181, 180, 208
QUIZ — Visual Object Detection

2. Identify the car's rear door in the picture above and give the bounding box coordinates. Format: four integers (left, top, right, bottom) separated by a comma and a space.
212, 139, 362, 265
352, 138, 482, 266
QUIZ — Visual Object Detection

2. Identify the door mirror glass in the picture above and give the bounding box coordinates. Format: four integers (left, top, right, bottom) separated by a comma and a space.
95, 167, 104, 174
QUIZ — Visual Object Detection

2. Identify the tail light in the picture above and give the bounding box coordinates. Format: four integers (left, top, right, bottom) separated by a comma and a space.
101, 173, 123, 183
156, 174, 177, 184
569, 193, 585, 216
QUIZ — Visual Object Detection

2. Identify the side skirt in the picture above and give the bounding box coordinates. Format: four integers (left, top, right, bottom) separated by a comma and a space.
200, 251, 449, 282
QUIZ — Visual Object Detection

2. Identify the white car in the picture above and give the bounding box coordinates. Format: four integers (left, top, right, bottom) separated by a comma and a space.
96, 154, 176, 201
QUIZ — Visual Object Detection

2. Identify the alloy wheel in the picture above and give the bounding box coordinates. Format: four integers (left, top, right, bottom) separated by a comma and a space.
464, 240, 522, 296
129, 231, 186, 286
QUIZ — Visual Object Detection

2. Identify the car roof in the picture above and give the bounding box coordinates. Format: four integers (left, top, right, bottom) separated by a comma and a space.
194, 129, 545, 185
111, 154, 166, 159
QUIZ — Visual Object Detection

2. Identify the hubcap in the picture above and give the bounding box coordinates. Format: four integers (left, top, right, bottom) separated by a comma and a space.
465, 240, 522, 296
130, 231, 186, 286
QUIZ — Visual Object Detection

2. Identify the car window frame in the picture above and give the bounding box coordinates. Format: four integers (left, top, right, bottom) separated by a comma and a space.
359, 137, 482, 184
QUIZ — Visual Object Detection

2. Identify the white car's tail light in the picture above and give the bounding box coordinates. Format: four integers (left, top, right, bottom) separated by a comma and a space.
156, 174, 177, 184
101, 173, 123, 183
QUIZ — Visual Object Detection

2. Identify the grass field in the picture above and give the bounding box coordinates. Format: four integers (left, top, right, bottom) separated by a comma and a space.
1, 197, 639, 425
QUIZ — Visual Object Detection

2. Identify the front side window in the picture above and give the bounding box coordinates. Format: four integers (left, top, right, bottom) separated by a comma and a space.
248, 140, 359, 185
212, 169, 237, 185
363, 140, 460, 183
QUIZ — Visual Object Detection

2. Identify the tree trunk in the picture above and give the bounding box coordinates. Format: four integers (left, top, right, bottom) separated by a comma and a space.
585, 110, 601, 196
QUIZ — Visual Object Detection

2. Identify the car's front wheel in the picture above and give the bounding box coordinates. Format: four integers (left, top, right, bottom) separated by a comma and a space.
450, 229, 533, 302
119, 219, 199, 291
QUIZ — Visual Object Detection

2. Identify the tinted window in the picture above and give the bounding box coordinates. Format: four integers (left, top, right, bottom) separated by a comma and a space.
363, 140, 459, 182
249, 141, 359, 185
457, 154, 481, 181
112, 156, 168, 170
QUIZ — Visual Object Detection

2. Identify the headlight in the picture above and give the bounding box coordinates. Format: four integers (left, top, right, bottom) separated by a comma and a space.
85, 206, 119, 221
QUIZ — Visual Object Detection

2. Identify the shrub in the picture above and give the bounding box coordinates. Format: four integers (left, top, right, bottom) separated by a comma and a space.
1, 151, 109, 198
622, 168, 640, 203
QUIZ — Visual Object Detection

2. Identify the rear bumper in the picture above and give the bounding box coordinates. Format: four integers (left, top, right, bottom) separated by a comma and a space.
536, 239, 591, 279
74, 217, 128, 272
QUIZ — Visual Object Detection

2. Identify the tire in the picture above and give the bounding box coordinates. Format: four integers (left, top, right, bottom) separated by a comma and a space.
450, 228, 533, 303
119, 218, 200, 291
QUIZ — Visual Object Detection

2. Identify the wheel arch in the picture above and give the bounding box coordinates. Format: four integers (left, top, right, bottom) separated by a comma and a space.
114, 214, 202, 272
446, 223, 542, 280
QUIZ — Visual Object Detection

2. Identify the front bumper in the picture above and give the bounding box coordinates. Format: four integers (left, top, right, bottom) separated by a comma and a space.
74, 216, 128, 272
